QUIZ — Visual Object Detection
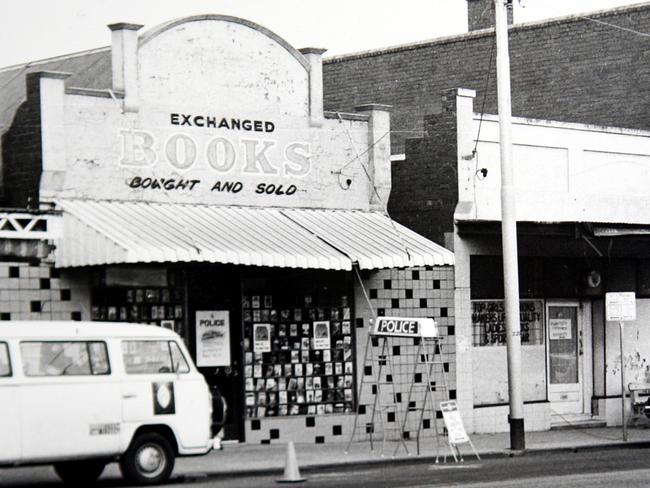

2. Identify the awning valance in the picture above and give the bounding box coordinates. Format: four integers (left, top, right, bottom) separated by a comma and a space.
55, 200, 454, 270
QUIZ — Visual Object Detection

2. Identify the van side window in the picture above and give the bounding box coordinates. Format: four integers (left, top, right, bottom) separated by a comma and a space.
122, 340, 174, 374
20, 341, 110, 376
0, 342, 11, 377
170, 341, 190, 374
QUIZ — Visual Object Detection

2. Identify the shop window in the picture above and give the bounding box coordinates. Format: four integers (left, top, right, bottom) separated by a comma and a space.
471, 299, 544, 347
90, 271, 185, 336
20, 341, 109, 376
638, 260, 650, 297
0, 343, 11, 377
242, 292, 355, 418
122, 340, 188, 374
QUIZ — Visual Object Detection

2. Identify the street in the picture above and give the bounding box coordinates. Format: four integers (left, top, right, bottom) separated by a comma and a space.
2, 447, 650, 487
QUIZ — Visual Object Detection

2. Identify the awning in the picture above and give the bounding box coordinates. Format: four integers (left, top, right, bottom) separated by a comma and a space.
55, 200, 453, 270
593, 225, 650, 237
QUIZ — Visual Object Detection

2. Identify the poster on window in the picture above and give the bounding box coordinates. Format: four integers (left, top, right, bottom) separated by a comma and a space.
313, 321, 331, 350
196, 311, 230, 367
549, 318, 572, 340
254, 324, 272, 353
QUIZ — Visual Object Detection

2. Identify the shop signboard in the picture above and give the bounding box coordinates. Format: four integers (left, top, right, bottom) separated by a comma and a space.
195, 310, 230, 367
372, 317, 438, 338
606, 292, 636, 322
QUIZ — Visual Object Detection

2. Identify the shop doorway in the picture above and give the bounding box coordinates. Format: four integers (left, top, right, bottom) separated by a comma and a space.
187, 265, 244, 442
546, 302, 584, 415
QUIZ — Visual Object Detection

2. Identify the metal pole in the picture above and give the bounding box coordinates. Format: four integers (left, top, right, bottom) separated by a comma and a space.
620, 321, 627, 441
494, 0, 525, 451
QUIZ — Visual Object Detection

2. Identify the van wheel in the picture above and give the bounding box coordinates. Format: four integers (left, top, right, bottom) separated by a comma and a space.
54, 460, 106, 485
120, 433, 175, 485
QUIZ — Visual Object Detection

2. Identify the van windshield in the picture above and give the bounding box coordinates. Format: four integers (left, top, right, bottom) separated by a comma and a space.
0, 343, 10, 376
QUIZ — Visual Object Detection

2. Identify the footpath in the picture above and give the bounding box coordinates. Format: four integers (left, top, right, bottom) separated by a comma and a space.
173, 426, 650, 480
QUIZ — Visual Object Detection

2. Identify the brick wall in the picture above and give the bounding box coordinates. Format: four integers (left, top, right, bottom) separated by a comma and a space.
1, 73, 43, 207
389, 89, 460, 245
323, 4, 650, 155
467, 0, 513, 31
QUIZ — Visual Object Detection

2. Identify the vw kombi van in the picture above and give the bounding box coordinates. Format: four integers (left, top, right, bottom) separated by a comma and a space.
0, 321, 216, 485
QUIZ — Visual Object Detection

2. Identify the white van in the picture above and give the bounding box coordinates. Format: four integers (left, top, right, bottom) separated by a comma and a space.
0, 321, 216, 485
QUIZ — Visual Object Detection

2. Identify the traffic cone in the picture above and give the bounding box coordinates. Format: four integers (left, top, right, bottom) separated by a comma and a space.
276, 441, 306, 483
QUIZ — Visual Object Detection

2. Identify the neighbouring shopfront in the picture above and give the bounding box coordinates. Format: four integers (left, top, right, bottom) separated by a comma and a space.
444, 88, 650, 432
0, 15, 454, 443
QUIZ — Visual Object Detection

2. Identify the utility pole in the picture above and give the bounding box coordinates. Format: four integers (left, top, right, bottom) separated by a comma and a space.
494, 0, 525, 451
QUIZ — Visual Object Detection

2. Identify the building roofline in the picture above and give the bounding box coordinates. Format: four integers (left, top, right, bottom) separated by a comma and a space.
324, 1, 650, 64
0, 46, 110, 73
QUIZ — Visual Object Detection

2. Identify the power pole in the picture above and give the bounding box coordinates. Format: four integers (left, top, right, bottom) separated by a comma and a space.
494, 0, 525, 451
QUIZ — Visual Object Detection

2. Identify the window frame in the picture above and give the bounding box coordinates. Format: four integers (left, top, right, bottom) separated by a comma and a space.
19, 340, 111, 377
122, 340, 190, 375
0, 342, 12, 377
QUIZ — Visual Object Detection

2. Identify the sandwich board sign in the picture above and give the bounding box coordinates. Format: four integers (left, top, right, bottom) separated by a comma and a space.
440, 401, 470, 444
440, 400, 480, 461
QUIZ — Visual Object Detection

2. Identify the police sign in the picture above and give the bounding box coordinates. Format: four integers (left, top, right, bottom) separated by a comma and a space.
373, 317, 438, 338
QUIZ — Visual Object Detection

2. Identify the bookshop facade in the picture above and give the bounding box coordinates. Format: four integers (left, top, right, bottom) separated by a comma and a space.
3, 15, 454, 443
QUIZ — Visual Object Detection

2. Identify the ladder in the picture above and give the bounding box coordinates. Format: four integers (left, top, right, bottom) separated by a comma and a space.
346, 329, 451, 459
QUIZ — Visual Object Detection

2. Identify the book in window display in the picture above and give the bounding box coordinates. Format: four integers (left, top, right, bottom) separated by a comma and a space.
252, 295, 260, 309
253, 309, 261, 322
323, 349, 331, 362
331, 321, 341, 336
254, 364, 263, 378
313, 321, 330, 350
335, 362, 343, 375
325, 362, 333, 375
245, 393, 255, 407
293, 308, 302, 321
253, 324, 271, 353
242, 295, 251, 308
342, 320, 351, 334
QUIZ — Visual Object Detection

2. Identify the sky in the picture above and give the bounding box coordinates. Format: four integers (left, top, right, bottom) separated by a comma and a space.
0, 0, 646, 68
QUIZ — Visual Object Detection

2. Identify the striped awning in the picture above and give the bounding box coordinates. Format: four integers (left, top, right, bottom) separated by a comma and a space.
55, 200, 454, 270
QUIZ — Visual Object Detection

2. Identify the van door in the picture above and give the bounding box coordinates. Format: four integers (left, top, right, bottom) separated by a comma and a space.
19, 341, 121, 461
0, 342, 20, 463
121, 340, 210, 450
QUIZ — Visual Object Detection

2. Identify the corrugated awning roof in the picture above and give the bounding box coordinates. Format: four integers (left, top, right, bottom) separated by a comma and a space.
55, 200, 454, 270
